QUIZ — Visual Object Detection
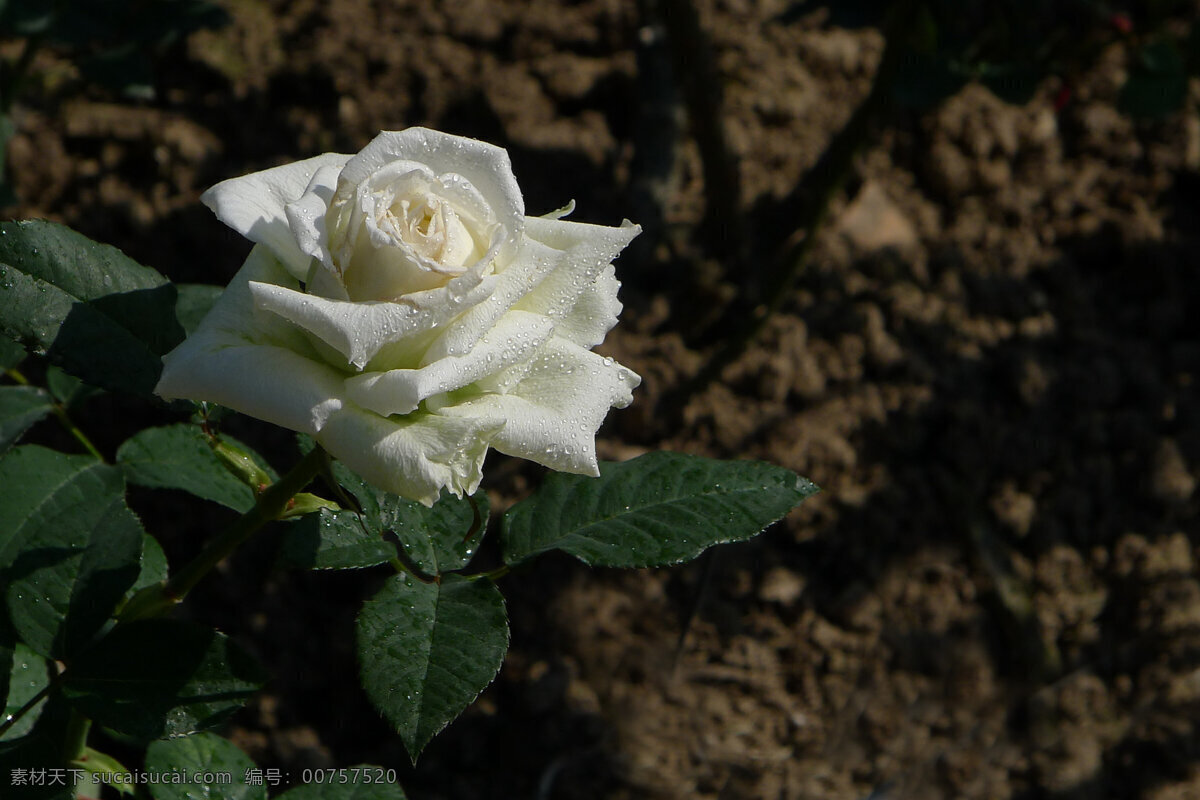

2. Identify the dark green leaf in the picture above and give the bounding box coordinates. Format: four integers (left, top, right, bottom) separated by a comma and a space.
62, 619, 266, 742
144, 733, 264, 800
0, 446, 143, 659
175, 284, 223, 336
1, 643, 50, 741
45, 365, 95, 408
1120, 39, 1188, 118
0, 220, 184, 396
279, 770, 408, 800
0, 385, 53, 453
117, 424, 260, 512
131, 533, 169, 595
502, 452, 818, 568
0, 334, 23, 369
357, 574, 508, 760
280, 508, 397, 570
324, 459, 488, 574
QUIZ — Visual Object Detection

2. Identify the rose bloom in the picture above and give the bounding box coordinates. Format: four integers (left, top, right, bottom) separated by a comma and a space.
156, 128, 640, 505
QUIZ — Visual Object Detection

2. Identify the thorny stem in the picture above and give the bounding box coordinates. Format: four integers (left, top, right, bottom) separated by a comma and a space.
669, 1, 918, 407
5, 367, 104, 460
118, 445, 330, 621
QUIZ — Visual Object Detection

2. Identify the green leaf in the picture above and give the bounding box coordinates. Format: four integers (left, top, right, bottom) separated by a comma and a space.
502, 452, 818, 568
131, 533, 169, 595
1, 643, 50, 741
0, 446, 143, 659
0, 385, 53, 453
174, 283, 223, 336
117, 424, 261, 512
45, 365, 95, 408
279, 771, 408, 800
0, 220, 184, 396
144, 733, 264, 800
280, 508, 398, 570
322, 458, 488, 574
357, 574, 508, 760
0, 335, 24, 369
1121, 39, 1188, 118
61, 619, 266, 742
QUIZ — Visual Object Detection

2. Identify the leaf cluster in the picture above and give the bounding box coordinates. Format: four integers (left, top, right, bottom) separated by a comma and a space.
0, 220, 818, 793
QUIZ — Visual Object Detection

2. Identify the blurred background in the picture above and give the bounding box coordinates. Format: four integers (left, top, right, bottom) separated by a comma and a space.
3, 1, 1200, 798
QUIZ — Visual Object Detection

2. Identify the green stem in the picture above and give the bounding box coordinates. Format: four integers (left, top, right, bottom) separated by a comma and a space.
5, 367, 104, 460
63, 710, 91, 761
118, 445, 330, 621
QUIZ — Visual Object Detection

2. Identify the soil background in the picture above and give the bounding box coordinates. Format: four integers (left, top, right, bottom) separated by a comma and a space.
6, 1, 1200, 798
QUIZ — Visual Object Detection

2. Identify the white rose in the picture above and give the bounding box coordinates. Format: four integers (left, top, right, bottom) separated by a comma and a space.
156, 128, 641, 505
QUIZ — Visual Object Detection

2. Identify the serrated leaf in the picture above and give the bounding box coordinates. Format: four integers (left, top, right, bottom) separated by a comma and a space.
2, 643, 50, 741
279, 771, 408, 800
0, 446, 143, 659
131, 533, 169, 595
314, 457, 487, 573
0, 385, 53, 453
357, 574, 508, 760
117, 424, 261, 512
502, 452, 818, 568
279, 508, 397, 570
61, 619, 266, 742
0, 220, 183, 396
144, 733, 264, 800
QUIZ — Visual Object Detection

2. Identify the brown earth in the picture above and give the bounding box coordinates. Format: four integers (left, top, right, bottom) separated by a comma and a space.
6, 1, 1200, 798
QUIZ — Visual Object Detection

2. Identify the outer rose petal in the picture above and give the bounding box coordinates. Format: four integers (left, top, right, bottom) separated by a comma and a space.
202, 153, 351, 280
156, 247, 347, 434
514, 216, 640, 338
317, 408, 504, 506
433, 337, 640, 475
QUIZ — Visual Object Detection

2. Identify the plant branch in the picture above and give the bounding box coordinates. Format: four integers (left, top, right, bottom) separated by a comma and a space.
118, 445, 330, 621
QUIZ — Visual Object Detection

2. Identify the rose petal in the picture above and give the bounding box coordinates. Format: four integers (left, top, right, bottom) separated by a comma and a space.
156, 247, 347, 434
344, 310, 555, 416
202, 153, 350, 280
249, 269, 499, 370
419, 234, 561, 363
317, 407, 504, 506
433, 337, 640, 475
285, 161, 345, 271
513, 216, 639, 341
